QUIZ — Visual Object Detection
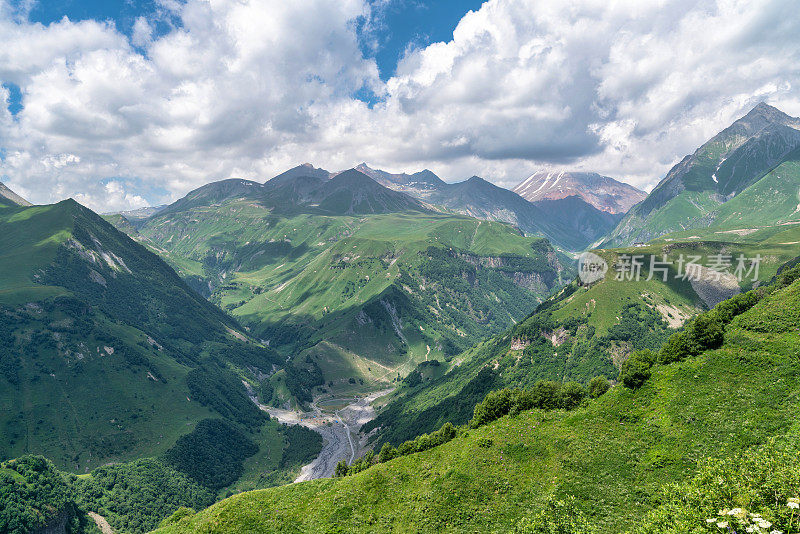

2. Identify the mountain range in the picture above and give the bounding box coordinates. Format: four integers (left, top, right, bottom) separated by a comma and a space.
352, 163, 627, 251
0, 189, 321, 499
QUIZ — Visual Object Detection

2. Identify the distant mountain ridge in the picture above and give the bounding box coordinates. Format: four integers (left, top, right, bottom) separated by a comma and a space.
152, 167, 431, 218
119, 163, 629, 251
353, 164, 620, 250
512, 171, 645, 214
605, 102, 800, 246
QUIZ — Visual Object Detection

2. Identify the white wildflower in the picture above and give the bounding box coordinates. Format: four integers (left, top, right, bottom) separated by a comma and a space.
788, 501, 799, 510
717, 521, 729, 528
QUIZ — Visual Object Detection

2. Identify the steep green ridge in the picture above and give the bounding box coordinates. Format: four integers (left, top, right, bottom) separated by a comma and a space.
605, 103, 800, 246
364, 238, 800, 447
130, 175, 570, 398
0, 199, 318, 494
153, 261, 800, 534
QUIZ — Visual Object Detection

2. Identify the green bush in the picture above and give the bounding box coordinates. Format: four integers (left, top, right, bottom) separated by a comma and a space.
657, 330, 695, 364
587, 376, 610, 398
558, 382, 588, 410
529, 381, 564, 411
690, 314, 725, 351
471, 389, 516, 428
470, 382, 587, 429
619, 350, 655, 389
378, 443, 397, 463
658, 287, 768, 366
339, 422, 459, 477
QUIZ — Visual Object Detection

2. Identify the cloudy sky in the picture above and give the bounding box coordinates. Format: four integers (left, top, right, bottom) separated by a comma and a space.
1, 0, 799, 212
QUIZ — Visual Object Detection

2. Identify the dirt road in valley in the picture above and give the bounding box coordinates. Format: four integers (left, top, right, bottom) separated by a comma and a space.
250, 389, 392, 482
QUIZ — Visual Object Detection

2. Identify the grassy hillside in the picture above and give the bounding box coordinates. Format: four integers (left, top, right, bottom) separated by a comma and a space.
0, 199, 319, 496
131, 192, 571, 399
153, 260, 800, 534
362, 237, 800, 447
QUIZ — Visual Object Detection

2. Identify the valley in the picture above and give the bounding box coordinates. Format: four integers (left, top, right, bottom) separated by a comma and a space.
113, 170, 572, 403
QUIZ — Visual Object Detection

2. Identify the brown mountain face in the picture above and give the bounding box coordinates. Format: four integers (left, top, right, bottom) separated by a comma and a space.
513, 171, 645, 215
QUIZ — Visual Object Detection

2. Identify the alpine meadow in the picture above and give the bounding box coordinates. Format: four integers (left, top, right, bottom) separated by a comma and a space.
2, 1, 800, 533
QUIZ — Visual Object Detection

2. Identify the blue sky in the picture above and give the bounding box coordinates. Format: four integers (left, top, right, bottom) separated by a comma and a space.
13, 0, 177, 38
5, 0, 485, 109
1, 0, 798, 211
360, 0, 485, 80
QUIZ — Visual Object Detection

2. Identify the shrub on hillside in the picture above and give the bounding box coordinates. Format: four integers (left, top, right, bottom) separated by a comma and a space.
559, 382, 589, 410
690, 314, 725, 351
587, 376, 610, 398
658, 288, 767, 366
470, 382, 588, 429
657, 330, 696, 365
337, 422, 459, 477
619, 350, 655, 389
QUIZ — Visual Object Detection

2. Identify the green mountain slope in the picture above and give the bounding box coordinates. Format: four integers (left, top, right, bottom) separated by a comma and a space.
0, 199, 318, 493
364, 238, 800, 448
699, 145, 800, 229
605, 103, 800, 246
129, 174, 571, 399
153, 260, 800, 534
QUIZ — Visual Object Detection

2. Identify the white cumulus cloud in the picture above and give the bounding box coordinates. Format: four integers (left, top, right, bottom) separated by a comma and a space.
0, 0, 799, 210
